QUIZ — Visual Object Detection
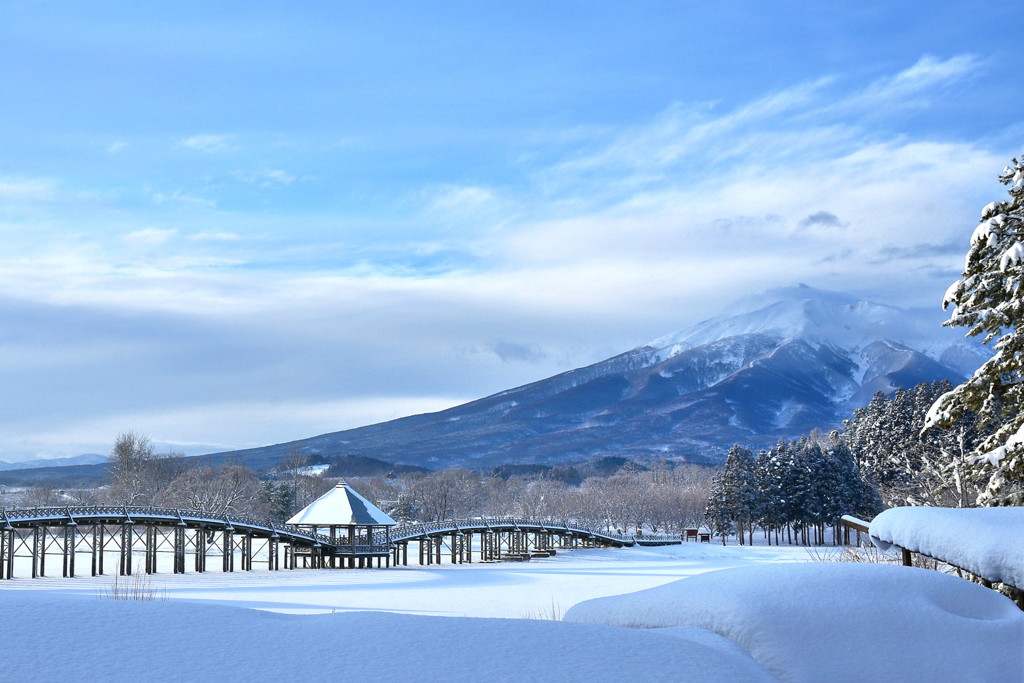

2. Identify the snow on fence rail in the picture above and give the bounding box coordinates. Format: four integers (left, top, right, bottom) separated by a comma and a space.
867, 506, 1024, 590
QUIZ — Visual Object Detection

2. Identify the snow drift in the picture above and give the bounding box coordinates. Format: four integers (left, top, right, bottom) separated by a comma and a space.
4, 594, 773, 682
564, 562, 1024, 682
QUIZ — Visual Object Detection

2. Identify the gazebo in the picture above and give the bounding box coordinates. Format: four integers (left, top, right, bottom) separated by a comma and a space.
287, 481, 397, 568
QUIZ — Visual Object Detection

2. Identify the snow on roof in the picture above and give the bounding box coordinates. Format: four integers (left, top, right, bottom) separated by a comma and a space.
287, 481, 396, 526
565, 562, 1024, 682
869, 506, 1024, 588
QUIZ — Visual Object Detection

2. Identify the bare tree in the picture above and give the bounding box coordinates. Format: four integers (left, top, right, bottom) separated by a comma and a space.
106, 431, 187, 505
158, 465, 268, 516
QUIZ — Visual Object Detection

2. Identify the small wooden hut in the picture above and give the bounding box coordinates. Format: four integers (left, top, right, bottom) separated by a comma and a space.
287, 481, 396, 568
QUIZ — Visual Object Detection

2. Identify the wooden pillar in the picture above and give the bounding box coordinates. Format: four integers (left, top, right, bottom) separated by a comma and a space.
98, 525, 106, 576
39, 525, 48, 577
119, 522, 132, 576
195, 529, 205, 573
244, 532, 253, 571
901, 548, 913, 567
90, 525, 99, 577
174, 523, 185, 574
64, 522, 77, 578
2, 526, 12, 580
144, 525, 153, 574
223, 528, 233, 573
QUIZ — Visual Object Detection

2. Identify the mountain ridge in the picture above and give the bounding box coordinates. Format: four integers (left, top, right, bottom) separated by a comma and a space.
197, 284, 985, 469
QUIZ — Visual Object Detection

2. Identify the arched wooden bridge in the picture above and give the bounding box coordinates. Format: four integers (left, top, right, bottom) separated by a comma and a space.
0, 506, 681, 580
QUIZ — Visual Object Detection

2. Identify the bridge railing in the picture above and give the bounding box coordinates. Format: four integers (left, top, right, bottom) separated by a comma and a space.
0, 505, 335, 546
1, 507, 681, 550
377, 516, 673, 545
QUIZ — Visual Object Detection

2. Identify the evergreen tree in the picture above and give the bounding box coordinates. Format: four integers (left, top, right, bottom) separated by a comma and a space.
925, 155, 1024, 505
704, 445, 757, 544
846, 381, 982, 507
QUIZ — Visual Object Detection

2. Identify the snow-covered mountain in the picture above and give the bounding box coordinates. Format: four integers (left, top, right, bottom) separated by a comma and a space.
0, 453, 108, 472
207, 284, 987, 468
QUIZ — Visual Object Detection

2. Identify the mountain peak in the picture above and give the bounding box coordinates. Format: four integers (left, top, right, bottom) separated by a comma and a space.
196, 284, 985, 470
647, 284, 940, 358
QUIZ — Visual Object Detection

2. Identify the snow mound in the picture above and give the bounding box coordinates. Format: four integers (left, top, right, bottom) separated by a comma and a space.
869, 506, 1024, 588
564, 562, 1024, 682
5, 594, 773, 682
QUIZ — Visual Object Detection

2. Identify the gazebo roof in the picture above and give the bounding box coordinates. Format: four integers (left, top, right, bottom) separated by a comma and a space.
286, 481, 397, 526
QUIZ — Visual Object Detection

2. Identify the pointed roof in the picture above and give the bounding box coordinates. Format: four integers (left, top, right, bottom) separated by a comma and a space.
287, 481, 396, 526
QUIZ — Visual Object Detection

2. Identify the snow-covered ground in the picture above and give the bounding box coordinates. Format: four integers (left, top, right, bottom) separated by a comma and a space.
4, 542, 1022, 682
0, 542, 810, 616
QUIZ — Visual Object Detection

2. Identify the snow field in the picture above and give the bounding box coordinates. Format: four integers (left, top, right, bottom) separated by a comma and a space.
565, 562, 1024, 682
4, 541, 1022, 682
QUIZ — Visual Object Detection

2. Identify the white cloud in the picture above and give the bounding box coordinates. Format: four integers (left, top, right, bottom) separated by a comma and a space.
0, 55, 1010, 460
178, 134, 237, 153
430, 185, 499, 213
188, 230, 242, 243
0, 177, 55, 201
233, 169, 297, 187
152, 190, 216, 208
1, 396, 465, 460
856, 54, 981, 106
124, 227, 177, 247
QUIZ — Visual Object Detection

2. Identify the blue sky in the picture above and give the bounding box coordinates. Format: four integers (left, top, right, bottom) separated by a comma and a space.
1, 2, 1022, 460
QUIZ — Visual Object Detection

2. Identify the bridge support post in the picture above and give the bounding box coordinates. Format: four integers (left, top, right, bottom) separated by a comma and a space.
31, 525, 40, 578
195, 529, 205, 573
223, 529, 233, 573
99, 525, 107, 575
119, 523, 131, 576
144, 525, 154, 574
63, 522, 76, 578
3, 527, 12, 579
173, 524, 185, 574
0, 525, 9, 579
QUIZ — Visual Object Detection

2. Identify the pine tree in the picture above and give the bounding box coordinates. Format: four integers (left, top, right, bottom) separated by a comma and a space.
925, 155, 1024, 505
704, 444, 757, 544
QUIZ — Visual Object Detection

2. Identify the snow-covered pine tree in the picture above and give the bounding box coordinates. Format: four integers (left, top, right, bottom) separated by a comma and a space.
925, 155, 1024, 505
755, 446, 786, 545
704, 444, 758, 544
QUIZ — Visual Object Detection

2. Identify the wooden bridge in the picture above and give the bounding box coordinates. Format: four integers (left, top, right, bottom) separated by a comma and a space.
0, 506, 681, 579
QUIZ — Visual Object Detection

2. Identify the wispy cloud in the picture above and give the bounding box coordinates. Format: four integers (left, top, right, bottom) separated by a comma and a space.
0, 177, 56, 202
851, 54, 982, 109
232, 169, 297, 187
188, 231, 242, 243
0, 54, 1010, 460
178, 134, 237, 153
152, 190, 215, 208
124, 227, 177, 247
